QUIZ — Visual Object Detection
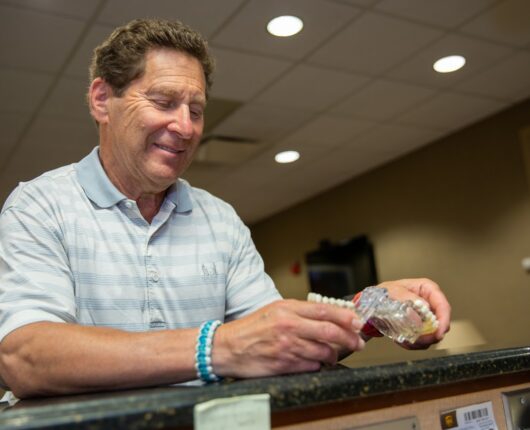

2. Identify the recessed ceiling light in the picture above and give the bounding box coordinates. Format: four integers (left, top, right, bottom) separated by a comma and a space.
275, 150, 300, 163
433, 55, 466, 73
267, 15, 303, 37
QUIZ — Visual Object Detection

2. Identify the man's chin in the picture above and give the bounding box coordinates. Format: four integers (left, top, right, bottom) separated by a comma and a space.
146, 161, 191, 186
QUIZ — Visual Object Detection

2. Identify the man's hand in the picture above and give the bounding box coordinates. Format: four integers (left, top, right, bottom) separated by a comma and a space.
376, 278, 451, 350
212, 299, 366, 378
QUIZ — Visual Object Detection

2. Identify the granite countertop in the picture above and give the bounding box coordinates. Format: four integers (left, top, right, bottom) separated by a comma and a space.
0, 346, 528, 429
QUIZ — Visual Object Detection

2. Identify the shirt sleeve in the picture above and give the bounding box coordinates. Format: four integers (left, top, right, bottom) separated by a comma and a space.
224, 213, 282, 322
0, 188, 76, 344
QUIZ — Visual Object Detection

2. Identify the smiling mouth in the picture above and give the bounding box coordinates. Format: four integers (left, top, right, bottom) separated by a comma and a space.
154, 143, 184, 154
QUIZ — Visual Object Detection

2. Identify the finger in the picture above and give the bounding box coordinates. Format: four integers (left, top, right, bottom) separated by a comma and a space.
263, 339, 333, 373
393, 279, 451, 340
289, 337, 339, 365
294, 317, 366, 352
289, 359, 322, 374
415, 281, 451, 340
289, 300, 364, 332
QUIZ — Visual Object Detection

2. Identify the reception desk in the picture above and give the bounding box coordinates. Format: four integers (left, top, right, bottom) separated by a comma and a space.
0, 347, 528, 429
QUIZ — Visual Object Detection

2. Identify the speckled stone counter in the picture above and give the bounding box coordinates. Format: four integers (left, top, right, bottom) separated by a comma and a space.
0, 346, 528, 429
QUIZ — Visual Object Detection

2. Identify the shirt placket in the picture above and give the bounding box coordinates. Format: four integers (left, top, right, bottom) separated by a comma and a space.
145, 200, 176, 330
145, 239, 165, 330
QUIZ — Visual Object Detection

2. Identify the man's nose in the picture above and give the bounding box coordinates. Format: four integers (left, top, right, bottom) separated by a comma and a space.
168, 105, 193, 139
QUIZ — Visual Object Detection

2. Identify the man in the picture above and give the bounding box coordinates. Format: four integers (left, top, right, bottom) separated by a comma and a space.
0, 19, 450, 398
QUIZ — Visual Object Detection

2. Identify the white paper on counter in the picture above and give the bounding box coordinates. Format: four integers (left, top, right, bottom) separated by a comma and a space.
194, 393, 270, 430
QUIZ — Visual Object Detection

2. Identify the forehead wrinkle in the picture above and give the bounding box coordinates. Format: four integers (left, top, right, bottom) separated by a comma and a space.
148, 85, 206, 106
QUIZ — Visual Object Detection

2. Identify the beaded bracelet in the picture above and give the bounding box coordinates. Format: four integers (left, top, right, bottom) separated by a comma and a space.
195, 320, 223, 383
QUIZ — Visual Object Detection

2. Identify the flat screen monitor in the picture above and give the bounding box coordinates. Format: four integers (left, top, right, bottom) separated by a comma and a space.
305, 235, 378, 299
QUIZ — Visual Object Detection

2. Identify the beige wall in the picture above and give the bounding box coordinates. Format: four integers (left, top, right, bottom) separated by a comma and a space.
251, 98, 530, 367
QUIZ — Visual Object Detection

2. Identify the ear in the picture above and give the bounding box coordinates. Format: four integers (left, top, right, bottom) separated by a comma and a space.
88, 77, 112, 124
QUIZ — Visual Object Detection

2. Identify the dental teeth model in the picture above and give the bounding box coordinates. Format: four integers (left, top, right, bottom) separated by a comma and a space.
307, 286, 439, 344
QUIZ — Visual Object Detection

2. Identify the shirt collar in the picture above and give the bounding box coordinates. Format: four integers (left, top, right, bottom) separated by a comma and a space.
75, 147, 125, 208
166, 179, 193, 213
75, 146, 193, 212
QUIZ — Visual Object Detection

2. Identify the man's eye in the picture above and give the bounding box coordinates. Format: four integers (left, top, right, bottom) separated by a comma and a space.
153, 99, 172, 108
191, 108, 203, 120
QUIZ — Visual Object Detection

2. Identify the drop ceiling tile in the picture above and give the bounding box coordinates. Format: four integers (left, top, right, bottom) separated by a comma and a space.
0, 174, 22, 205
0, 5, 84, 73
243, 146, 307, 175
256, 64, 369, 112
20, 116, 97, 155
1, 145, 82, 190
0, 0, 101, 20
282, 157, 360, 194
389, 33, 513, 89
207, 162, 303, 218
336, 0, 379, 7
203, 98, 242, 133
41, 77, 91, 120
283, 145, 329, 166
256, 175, 305, 196
308, 11, 442, 74
331, 79, 436, 120
316, 125, 443, 182
64, 24, 115, 79
235, 190, 297, 224
206, 184, 252, 212
212, 102, 313, 143
332, 144, 405, 177
0, 68, 53, 114
1, 117, 97, 190
0, 112, 29, 162
246, 142, 323, 171
195, 139, 264, 165
394, 92, 508, 131
375, 0, 497, 29
209, 47, 293, 102
325, 144, 385, 175
97, 0, 247, 38
279, 115, 376, 149
461, 0, 530, 47
266, 149, 370, 204
455, 51, 530, 102
182, 164, 230, 190
207, 163, 275, 199
212, 0, 361, 60
344, 123, 443, 155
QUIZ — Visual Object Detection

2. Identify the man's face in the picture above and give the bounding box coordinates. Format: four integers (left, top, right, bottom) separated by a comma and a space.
102, 48, 206, 194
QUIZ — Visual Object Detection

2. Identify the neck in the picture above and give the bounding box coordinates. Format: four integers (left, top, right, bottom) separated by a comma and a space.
98, 143, 167, 224
136, 192, 166, 223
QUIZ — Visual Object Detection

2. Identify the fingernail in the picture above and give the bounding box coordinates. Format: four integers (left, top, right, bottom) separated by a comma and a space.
352, 318, 363, 331
358, 337, 365, 350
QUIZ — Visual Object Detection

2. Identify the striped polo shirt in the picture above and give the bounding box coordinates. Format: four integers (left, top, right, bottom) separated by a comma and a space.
0, 147, 281, 342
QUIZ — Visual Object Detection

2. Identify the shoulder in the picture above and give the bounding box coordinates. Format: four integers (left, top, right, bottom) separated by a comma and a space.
183, 180, 239, 219
2, 164, 77, 213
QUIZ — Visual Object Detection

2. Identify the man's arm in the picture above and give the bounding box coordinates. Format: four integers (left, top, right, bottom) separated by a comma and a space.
0, 299, 366, 398
0, 278, 449, 398
0, 322, 198, 398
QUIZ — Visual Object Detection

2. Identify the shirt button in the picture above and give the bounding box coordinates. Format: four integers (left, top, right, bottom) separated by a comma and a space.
151, 271, 159, 282
125, 201, 133, 209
